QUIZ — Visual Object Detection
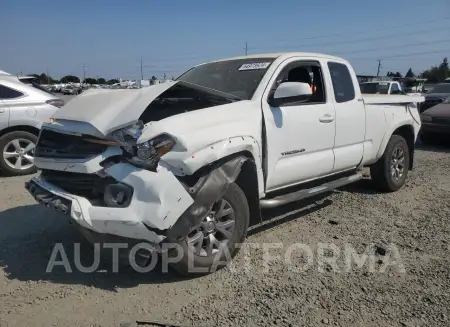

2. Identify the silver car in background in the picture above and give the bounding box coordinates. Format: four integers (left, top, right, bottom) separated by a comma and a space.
0, 75, 64, 176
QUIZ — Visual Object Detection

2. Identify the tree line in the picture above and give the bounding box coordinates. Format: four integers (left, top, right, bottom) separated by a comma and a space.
386, 57, 448, 82
26, 57, 449, 85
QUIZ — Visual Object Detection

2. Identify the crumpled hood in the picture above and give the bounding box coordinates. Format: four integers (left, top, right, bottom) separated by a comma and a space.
52, 81, 177, 136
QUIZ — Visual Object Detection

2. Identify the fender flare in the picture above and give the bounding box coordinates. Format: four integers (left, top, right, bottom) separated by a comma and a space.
161, 135, 265, 196
375, 123, 414, 160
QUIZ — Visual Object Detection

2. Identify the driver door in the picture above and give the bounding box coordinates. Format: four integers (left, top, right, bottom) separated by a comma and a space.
262, 59, 336, 192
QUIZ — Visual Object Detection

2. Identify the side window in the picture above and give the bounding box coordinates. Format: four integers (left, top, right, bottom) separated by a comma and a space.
272, 61, 326, 104
0, 84, 24, 100
390, 83, 400, 94
327, 62, 355, 103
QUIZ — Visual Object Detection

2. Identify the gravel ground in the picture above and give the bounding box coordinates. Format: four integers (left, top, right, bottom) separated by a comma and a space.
1, 142, 449, 327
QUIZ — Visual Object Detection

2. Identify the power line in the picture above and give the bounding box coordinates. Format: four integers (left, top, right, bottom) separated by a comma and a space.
138, 24, 449, 65
248, 26, 447, 52
245, 15, 450, 47
352, 48, 450, 61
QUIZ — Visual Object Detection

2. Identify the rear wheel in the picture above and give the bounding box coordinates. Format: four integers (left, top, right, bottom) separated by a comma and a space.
169, 183, 249, 276
370, 135, 410, 192
0, 131, 37, 176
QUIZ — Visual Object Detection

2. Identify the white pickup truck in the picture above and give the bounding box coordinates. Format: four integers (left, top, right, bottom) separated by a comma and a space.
360, 80, 423, 96
25, 52, 424, 275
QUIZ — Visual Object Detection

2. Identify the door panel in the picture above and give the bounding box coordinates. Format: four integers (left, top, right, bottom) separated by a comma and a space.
262, 58, 336, 192
326, 61, 365, 172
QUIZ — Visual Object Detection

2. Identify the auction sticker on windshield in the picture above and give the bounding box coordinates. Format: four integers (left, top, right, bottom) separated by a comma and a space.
238, 62, 271, 71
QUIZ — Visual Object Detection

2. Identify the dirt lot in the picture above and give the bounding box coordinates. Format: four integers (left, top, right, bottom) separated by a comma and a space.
1, 143, 449, 327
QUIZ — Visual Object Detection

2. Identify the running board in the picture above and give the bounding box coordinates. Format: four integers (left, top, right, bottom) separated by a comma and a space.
260, 173, 363, 209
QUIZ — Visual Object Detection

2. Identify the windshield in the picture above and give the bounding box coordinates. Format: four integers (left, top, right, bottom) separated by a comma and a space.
360, 82, 390, 94
429, 84, 450, 93
176, 58, 275, 100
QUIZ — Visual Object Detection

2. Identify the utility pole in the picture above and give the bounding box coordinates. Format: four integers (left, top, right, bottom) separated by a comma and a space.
46, 68, 50, 84
140, 57, 144, 81
245, 42, 248, 56
81, 64, 87, 84
376, 60, 382, 77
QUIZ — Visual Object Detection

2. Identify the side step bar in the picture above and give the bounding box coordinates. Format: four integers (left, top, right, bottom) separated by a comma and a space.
260, 173, 363, 209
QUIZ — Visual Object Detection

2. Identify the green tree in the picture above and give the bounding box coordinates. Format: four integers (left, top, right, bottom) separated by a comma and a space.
60, 75, 80, 83
405, 68, 415, 78
84, 77, 97, 84
107, 79, 119, 85
97, 78, 106, 84
420, 57, 449, 83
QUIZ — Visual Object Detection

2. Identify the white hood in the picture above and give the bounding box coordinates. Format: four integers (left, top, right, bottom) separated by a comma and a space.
52, 81, 177, 136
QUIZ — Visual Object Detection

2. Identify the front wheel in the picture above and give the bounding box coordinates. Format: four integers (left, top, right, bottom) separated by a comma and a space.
168, 183, 250, 276
370, 135, 410, 192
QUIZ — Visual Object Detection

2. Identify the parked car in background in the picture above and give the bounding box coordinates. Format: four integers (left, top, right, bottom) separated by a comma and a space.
420, 96, 450, 143
0, 75, 64, 176
420, 83, 450, 113
62, 86, 82, 95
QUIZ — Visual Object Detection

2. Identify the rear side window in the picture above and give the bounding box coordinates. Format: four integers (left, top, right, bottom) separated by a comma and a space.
327, 62, 355, 103
0, 84, 24, 99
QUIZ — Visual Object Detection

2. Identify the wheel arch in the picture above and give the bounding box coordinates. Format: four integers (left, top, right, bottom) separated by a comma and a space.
0, 125, 40, 138
377, 124, 415, 170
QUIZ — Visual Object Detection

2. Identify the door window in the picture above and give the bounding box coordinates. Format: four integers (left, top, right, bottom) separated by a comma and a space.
272, 61, 326, 104
327, 62, 355, 103
0, 84, 24, 99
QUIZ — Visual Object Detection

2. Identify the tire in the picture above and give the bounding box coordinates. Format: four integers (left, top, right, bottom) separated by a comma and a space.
0, 131, 38, 176
370, 134, 410, 192
168, 183, 250, 276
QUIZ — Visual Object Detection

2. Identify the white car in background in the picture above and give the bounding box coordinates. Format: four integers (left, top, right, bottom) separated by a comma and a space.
0, 75, 64, 176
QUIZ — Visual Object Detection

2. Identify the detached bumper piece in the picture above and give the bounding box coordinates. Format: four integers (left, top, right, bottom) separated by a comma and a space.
26, 180, 71, 214
25, 163, 195, 245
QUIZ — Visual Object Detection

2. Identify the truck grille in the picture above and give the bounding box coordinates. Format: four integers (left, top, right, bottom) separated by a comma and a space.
35, 129, 108, 159
40, 169, 115, 199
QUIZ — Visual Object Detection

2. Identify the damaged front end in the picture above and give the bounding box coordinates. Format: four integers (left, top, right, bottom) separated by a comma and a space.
27, 122, 249, 252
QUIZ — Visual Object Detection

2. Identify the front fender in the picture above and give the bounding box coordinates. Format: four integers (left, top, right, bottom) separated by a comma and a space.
160, 136, 265, 198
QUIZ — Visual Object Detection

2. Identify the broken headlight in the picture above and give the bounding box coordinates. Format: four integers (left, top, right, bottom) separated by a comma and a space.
112, 121, 144, 154
129, 134, 176, 170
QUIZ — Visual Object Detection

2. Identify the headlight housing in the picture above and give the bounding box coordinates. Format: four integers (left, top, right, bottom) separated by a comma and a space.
129, 134, 177, 170
112, 121, 144, 154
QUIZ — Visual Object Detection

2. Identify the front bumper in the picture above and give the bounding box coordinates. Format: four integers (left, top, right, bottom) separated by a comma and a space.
26, 163, 194, 245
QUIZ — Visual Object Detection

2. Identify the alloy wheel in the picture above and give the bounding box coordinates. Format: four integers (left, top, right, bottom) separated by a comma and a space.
3, 138, 36, 171
186, 198, 236, 257
390, 146, 405, 181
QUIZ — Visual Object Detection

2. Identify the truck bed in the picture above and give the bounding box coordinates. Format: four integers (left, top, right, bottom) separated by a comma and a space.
362, 94, 424, 104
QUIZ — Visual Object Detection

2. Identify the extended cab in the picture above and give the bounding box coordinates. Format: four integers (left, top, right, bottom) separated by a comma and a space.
25, 53, 424, 275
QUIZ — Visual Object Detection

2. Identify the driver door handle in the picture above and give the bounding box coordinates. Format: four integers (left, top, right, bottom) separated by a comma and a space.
319, 114, 335, 123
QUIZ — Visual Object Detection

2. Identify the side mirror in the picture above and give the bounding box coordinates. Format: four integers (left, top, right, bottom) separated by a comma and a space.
269, 82, 312, 107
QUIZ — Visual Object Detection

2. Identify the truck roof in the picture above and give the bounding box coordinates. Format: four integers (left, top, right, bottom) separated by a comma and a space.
205, 52, 348, 64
